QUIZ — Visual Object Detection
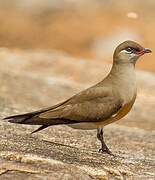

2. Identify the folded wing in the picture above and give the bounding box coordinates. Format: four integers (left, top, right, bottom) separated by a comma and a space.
4, 87, 122, 132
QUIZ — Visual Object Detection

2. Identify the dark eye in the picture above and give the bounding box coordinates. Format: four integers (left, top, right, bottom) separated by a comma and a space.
126, 47, 132, 52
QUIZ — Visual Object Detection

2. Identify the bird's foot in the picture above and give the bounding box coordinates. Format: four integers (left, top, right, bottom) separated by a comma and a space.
98, 147, 113, 156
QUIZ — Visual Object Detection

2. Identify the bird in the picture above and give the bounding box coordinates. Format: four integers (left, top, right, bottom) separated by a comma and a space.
4, 40, 151, 154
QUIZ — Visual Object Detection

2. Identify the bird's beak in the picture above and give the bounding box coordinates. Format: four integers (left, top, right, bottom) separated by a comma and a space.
136, 48, 152, 56
143, 48, 152, 54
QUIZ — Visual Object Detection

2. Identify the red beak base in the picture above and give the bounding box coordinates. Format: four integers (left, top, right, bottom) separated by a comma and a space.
136, 48, 152, 56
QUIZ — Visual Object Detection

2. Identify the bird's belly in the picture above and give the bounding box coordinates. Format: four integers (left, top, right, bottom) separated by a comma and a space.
68, 122, 98, 130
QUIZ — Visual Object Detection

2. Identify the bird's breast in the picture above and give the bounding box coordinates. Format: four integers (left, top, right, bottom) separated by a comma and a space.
113, 67, 137, 104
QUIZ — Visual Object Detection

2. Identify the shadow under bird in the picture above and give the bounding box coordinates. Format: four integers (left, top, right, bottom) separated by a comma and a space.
4, 40, 151, 154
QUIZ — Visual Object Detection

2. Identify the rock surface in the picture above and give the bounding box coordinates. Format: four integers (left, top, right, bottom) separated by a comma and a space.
0, 49, 155, 179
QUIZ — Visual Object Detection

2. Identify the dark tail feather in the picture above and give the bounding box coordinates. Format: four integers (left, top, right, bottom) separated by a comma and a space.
3, 112, 75, 126
3, 100, 73, 125
3, 107, 51, 124
31, 125, 49, 134
4, 113, 50, 133
3, 113, 35, 124
3, 106, 77, 129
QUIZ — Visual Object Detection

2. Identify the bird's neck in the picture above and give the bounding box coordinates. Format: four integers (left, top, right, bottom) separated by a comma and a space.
108, 62, 137, 103
110, 61, 135, 78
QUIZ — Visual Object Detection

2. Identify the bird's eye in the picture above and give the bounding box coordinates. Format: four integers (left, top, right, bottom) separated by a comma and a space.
126, 47, 132, 52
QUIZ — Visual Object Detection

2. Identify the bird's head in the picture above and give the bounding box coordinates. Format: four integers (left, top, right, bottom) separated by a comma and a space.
113, 40, 152, 64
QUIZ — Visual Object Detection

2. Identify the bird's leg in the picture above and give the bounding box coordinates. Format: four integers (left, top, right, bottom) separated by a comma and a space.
97, 127, 112, 155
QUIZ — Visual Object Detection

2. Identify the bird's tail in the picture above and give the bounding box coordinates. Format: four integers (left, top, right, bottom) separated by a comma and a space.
4, 113, 35, 124
3, 107, 74, 134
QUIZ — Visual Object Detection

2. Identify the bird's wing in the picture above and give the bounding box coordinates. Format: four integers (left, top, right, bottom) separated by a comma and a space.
5, 86, 122, 126
39, 87, 122, 122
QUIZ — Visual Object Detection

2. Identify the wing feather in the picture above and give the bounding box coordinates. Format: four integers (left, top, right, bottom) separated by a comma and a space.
39, 96, 122, 122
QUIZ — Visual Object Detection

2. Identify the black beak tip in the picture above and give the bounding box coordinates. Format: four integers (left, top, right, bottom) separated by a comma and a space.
144, 48, 152, 53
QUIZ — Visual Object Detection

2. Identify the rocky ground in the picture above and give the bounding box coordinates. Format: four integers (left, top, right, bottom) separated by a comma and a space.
0, 49, 155, 179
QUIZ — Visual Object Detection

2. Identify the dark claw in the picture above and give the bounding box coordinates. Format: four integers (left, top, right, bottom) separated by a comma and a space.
99, 148, 112, 155
99, 148, 115, 157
